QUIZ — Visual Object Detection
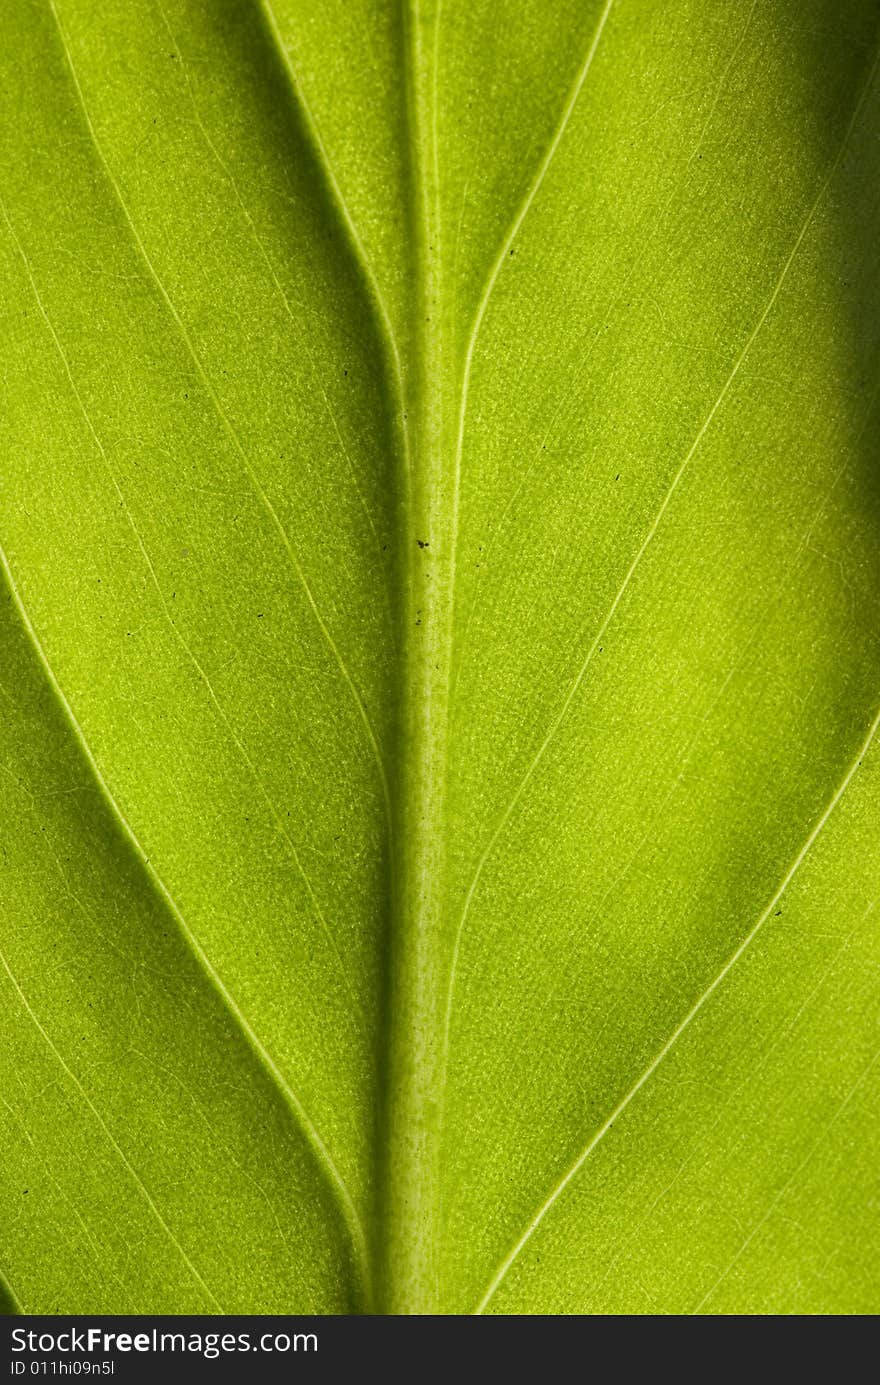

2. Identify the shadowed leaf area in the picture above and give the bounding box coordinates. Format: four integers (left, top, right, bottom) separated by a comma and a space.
1, 0, 879, 1315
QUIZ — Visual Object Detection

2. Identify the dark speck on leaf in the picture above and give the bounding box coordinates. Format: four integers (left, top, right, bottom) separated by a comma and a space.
257, 613, 264, 618
775, 910, 782, 916
417, 539, 429, 549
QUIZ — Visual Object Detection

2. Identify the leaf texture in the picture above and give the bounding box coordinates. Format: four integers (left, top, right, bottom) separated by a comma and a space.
1, 0, 879, 1314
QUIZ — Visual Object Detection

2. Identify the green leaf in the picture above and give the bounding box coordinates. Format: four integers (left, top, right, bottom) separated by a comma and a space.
1, 0, 878, 1315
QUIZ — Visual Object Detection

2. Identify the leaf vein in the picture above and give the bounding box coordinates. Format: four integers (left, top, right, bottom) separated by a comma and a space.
474, 700, 880, 1312
443, 46, 880, 1088
0, 946, 224, 1311
257, 0, 412, 511
446, 0, 616, 647
156, 0, 398, 672
48, 0, 391, 840
692, 1039, 880, 1313
0, 542, 371, 1306
0, 191, 365, 1021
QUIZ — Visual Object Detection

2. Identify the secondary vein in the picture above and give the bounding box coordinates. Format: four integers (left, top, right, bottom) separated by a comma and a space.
0, 540, 372, 1306
0, 192, 365, 1022
257, 0, 413, 512
0, 945, 223, 1311
441, 50, 880, 1087
474, 700, 880, 1312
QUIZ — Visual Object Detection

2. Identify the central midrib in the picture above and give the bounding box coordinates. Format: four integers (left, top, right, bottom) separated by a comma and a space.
379, 0, 453, 1315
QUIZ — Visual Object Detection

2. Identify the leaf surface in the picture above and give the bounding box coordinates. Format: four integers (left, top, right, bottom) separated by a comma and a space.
1, 0, 879, 1315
